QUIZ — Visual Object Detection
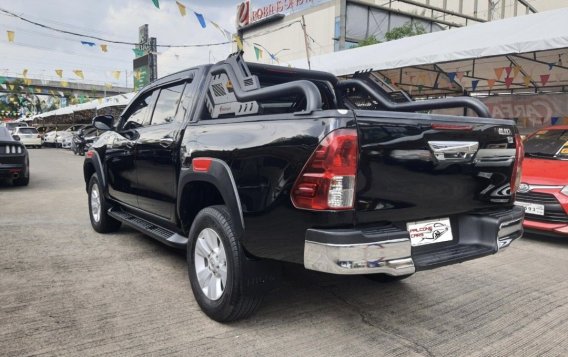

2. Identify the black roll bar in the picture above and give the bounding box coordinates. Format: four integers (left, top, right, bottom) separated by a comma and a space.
339, 79, 491, 118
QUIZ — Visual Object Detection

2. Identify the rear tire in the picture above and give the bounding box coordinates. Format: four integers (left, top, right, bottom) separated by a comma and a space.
365, 273, 414, 283
13, 175, 29, 186
88, 174, 121, 233
187, 205, 271, 322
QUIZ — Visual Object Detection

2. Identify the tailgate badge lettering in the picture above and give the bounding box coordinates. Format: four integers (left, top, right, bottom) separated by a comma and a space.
498, 128, 512, 135
428, 141, 479, 161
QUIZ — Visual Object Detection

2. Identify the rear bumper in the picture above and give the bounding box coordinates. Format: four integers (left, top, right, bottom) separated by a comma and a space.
0, 164, 27, 179
304, 206, 524, 275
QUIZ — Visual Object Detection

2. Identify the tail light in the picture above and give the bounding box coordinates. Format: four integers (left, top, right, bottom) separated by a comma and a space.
291, 129, 358, 210
510, 133, 524, 196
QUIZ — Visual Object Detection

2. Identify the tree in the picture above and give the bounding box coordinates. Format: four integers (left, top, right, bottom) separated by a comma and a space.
384, 21, 426, 41
355, 21, 427, 47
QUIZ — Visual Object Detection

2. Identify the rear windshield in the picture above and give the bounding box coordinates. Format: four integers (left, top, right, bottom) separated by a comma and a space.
524, 129, 568, 159
18, 128, 38, 134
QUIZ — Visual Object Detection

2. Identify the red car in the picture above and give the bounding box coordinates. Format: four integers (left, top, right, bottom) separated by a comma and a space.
516, 126, 568, 235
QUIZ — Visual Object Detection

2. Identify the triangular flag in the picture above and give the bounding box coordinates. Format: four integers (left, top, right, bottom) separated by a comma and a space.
234, 35, 243, 50
60, 81, 69, 88
418, 85, 423, 93
176, 1, 186, 16
523, 75, 532, 87
456, 71, 464, 81
35, 88, 41, 93
0, 77, 5, 84
22, 69, 28, 78
223, 30, 232, 41
504, 67, 512, 77
7, 30, 14, 42
540, 74, 550, 86
494, 67, 504, 80
112, 71, 121, 80
100, 44, 108, 52
151, 0, 159, 8
551, 117, 560, 125
487, 79, 496, 90
105, 83, 113, 89
73, 70, 84, 80
24, 79, 32, 85
447, 72, 456, 82
194, 12, 206, 28
8, 83, 15, 90
505, 77, 514, 88
81, 41, 96, 47
471, 80, 479, 91
211, 21, 227, 38
512, 65, 521, 77
133, 48, 144, 57
58, 91, 64, 97
55, 69, 63, 78
254, 46, 263, 60
548, 63, 555, 70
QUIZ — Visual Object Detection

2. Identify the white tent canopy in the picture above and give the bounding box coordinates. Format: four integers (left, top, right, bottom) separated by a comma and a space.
96, 92, 135, 110
289, 8, 568, 95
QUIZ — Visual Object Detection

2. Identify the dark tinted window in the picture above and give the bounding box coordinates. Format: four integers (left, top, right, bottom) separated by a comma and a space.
524, 129, 568, 159
151, 83, 186, 125
123, 92, 155, 130
18, 128, 38, 134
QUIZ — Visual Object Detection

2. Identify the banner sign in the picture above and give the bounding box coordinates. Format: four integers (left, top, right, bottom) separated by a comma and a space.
236, 0, 313, 28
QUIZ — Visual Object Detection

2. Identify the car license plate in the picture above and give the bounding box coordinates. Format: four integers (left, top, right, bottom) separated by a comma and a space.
515, 201, 544, 216
406, 217, 453, 247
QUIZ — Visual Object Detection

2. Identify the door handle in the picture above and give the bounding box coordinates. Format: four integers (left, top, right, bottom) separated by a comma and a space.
160, 137, 175, 148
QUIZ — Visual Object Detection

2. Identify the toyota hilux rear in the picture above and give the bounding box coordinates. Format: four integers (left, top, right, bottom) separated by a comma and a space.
302, 76, 524, 277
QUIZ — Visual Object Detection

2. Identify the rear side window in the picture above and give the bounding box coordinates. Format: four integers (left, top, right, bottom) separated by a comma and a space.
150, 83, 186, 126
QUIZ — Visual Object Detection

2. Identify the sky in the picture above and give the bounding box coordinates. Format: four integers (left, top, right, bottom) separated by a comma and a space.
0, 0, 261, 89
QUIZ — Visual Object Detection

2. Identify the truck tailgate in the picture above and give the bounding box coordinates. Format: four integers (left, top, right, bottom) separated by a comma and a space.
354, 110, 520, 225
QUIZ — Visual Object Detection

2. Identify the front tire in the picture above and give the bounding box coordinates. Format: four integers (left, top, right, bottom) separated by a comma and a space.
187, 205, 266, 322
88, 174, 121, 233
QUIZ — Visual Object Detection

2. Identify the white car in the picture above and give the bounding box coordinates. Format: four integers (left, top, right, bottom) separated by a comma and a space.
42, 130, 60, 147
13, 127, 42, 148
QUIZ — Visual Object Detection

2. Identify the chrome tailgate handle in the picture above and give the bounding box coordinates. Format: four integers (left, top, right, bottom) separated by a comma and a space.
428, 141, 479, 161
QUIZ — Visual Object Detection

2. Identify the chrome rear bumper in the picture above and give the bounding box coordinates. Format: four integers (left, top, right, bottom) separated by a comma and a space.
303, 206, 524, 275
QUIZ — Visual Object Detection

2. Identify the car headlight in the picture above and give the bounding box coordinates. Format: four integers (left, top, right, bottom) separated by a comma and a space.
561, 186, 568, 196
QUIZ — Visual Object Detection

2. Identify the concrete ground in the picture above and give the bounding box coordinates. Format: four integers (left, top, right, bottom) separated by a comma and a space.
1, 149, 567, 357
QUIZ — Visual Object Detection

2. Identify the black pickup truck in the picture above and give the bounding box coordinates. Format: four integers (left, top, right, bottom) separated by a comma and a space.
84, 54, 524, 322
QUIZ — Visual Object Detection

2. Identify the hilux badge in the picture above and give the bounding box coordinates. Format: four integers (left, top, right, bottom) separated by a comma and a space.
498, 128, 512, 135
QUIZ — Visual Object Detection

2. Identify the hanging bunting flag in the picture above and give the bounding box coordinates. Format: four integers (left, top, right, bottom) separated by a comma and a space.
9, 84, 15, 91
494, 67, 504, 80
210, 21, 227, 38
551, 117, 560, 125
176, 1, 186, 16
0, 84, 5, 91
73, 70, 84, 80
81, 41, 96, 47
223, 30, 232, 41
55, 69, 63, 78
100, 44, 108, 52
35, 88, 41, 93
22, 69, 28, 78
234, 35, 243, 51
504, 77, 514, 88
447, 72, 456, 82
0, 76, 6, 84
456, 71, 464, 81
194, 12, 206, 28
24, 79, 32, 85
112, 71, 121, 80
254, 46, 263, 60
58, 91, 64, 97
504, 67, 512, 77
540, 74, 550, 86
49, 90, 55, 96
60, 81, 69, 88
105, 83, 113, 89
471, 79, 479, 91
417, 85, 423, 93
548, 63, 555, 70
523, 75, 532, 87
151, 0, 160, 8
133, 48, 144, 57
7, 30, 15, 42
487, 79, 496, 90
512, 65, 521, 77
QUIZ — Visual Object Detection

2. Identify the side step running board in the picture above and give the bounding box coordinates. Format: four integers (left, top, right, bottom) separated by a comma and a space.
108, 207, 188, 248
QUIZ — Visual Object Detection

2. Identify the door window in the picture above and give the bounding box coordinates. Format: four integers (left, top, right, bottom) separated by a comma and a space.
123, 92, 155, 130
150, 83, 186, 126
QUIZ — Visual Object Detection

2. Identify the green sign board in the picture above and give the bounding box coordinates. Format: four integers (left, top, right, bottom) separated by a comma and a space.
133, 55, 150, 91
